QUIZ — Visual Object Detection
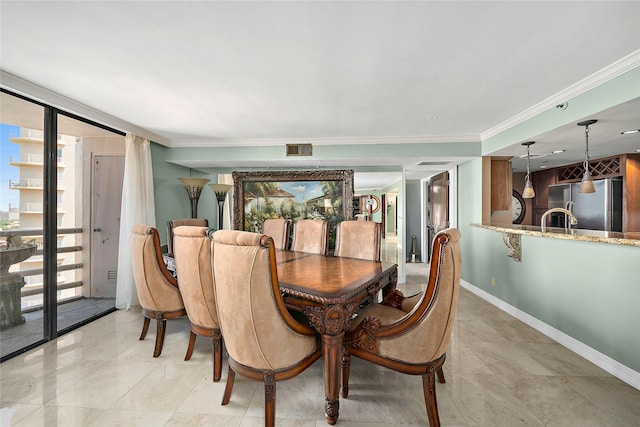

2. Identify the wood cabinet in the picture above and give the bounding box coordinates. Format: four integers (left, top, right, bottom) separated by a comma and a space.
490, 157, 513, 211
531, 168, 556, 226
621, 154, 640, 232
482, 156, 512, 225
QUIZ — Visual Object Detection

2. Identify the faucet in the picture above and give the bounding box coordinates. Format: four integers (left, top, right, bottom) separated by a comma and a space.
541, 208, 578, 233
564, 200, 574, 211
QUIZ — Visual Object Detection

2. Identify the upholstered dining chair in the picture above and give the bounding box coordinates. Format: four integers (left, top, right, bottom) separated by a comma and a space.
341, 228, 462, 427
290, 219, 329, 255
130, 225, 187, 358
173, 225, 222, 382
166, 218, 208, 256
211, 230, 322, 427
334, 220, 382, 261
262, 218, 291, 250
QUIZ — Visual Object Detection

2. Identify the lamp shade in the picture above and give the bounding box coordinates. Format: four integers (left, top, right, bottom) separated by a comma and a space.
209, 183, 232, 200
578, 171, 596, 193
522, 180, 535, 198
178, 177, 210, 188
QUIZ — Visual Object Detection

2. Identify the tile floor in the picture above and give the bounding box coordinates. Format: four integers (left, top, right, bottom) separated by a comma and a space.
1, 237, 639, 426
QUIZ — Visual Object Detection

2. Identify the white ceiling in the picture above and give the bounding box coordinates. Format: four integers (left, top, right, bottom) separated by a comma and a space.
1, 1, 639, 189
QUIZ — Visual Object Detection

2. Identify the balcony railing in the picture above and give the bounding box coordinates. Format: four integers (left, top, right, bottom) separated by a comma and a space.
0, 228, 83, 311
9, 178, 44, 189
9, 155, 65, 167
18, 203, 66, 214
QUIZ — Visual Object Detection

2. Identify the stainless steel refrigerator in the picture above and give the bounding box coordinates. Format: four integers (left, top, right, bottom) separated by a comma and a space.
548, 178, 623, 231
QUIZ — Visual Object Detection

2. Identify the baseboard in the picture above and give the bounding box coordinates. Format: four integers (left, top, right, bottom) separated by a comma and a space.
460, 280, 640, 391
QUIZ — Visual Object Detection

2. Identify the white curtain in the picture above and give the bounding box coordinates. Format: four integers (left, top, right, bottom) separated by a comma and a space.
218, 173, 233, 229
115, 134, 156, 309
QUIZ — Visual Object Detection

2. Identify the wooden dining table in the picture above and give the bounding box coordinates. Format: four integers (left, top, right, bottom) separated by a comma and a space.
275, 250, 398, 425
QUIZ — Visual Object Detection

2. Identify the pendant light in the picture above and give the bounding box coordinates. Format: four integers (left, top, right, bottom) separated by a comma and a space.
521, 141, 535, 199
577, 119, 597, 193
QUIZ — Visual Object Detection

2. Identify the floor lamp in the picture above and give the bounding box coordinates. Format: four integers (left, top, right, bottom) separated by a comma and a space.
178, 177, 210, 218
209, 184, 232, 230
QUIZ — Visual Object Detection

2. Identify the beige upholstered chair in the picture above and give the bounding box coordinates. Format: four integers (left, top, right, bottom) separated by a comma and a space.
290, 219, 328, 255
334, 220, 382, 261
341, 228, 462, 427
212, 230, 322, 427
130, 225, 186, 357
166, 218, 208, 256
173, 225, 222, 382
262, 218, 290, 250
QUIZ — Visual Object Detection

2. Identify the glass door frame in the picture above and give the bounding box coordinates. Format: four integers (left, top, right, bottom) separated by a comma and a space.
1, 88, 125, 361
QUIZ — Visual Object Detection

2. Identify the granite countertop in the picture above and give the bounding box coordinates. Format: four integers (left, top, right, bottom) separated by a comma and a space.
471, 223, 640, 247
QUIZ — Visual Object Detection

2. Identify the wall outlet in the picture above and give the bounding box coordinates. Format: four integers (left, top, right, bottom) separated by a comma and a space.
490, 276, 496, 286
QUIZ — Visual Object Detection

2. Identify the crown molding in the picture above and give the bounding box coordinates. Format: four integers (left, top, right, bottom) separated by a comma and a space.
481, 49, 640, 141
169, 134, 480, 148
0, 70, 171, 146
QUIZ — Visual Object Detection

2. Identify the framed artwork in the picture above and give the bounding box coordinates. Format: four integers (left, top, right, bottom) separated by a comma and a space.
232, 170, 354, 248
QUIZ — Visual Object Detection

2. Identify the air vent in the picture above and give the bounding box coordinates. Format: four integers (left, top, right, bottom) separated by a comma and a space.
286, 144, 312, 156
107, 270, 117, 281
416, 161, 450, 166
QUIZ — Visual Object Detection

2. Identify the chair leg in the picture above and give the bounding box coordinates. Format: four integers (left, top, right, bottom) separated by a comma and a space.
221, 365, 235, 405
153, 317, 167, 358
139, 317, 150, 340
184, 331, 197, 361
264, 375, 276, 427
436, 366, 446, 384
341, 352, 351, 398
421, 372, 441, 427
212, 335, 222, 382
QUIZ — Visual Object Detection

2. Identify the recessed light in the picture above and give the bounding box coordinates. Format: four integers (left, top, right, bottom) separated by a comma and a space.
622, 129, 640, 135
551, 149, 565, 154
539, 165, 549, 169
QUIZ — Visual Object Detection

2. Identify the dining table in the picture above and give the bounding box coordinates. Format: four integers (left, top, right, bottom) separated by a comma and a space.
275, 250, 398, 425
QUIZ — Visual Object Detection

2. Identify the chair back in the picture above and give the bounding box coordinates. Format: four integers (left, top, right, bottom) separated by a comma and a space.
211, 230, 318, 370
167, 218, 208, 256
290, 219, 328, 255
262, 218, 290, 250
380, 228, 461, 363
130, 224, 183, 312
173, 226, 219, 330
334, 220, 382, 261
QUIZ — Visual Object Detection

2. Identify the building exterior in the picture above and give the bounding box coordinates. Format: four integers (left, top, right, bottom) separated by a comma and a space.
8, 128, 79, 309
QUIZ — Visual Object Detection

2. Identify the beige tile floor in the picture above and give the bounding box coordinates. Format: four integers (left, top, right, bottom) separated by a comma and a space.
1, 236, 639, 426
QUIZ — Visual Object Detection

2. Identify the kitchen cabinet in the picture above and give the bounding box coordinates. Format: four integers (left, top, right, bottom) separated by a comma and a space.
531, 168, 556, 226
482, 156, 513, 226
491, 157, 513, 211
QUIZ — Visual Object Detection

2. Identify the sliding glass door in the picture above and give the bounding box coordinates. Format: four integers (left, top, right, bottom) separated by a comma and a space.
0, 92, 46, 356
0, 90, 125, 360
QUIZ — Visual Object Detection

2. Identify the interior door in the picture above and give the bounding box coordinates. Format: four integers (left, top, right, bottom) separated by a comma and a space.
428, 171, 449, 257
90, 155, 124, 298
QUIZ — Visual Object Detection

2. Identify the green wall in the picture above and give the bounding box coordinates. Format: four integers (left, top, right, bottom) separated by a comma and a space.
459, 159, 640, 372
150, 144, 216, 245
459, 66, 640, 375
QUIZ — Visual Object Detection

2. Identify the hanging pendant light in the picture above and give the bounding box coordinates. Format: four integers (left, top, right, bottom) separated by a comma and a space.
577, 119, 597, 193
521, 141, 535, 199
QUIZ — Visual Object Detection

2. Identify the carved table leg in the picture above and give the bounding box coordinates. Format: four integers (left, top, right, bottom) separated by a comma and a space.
322, 332, 343, 425
303, 303, 358, 425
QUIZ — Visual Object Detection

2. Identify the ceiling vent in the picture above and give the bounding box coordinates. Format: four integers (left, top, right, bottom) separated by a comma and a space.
286, 144, 313, 156
416, 161, 450, 166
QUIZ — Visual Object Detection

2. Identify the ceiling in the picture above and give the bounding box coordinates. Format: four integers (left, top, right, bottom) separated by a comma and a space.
1, 1, 639, 190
